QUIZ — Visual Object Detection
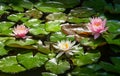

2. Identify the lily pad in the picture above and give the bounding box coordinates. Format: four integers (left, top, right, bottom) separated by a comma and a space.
25, 9, 43, 19
24, 19, 43, 27
67, 17, 89, 23
30, 24, 49, 35
54, 0, 80, 8
17, 52, 48, 69
100, 57, 120, 74
35, 1, 65, 13
0, 56, 26, 73
42, 72, 57, 76
45, 21, 61, 32
72, 50, 101, 66
46, 12, 67, 22
45, 58, 70, 74
0, 42, 8, 56
0, 21, 14, 35
68, 7, 96, 18
7, 13, 24, 22
105, 4, 120, 14
5, 38, 37, 49
83, 0, 107, 12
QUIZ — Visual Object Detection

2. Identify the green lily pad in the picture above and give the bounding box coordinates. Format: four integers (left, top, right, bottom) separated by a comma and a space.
19, 0, 33, 9
103, 34, 120, 46
100, 57, 120, 74
17, 52, 48, 69
25, 9, 43, 19
54, 0, 80, 8
72, 64, 101, 76
0, 56, 26, 73
35, 1, 65, 13
24, 19, 43, 27
30, 24, 49, 35
105, 4, 120, 14
0, 21, 14, 35
0, 42, 8, 56
45, 21, 61, 32
45, 58, 70, 74
106, 20, 120, 34
50, 32, 74, 42
83, 0, 107, 12
5, 38, 37, 49
68, 7, 96, 18
7, 13, 24, 22
67, 17, 89, 23
10, 4, 24, 12
42, 72, 57, 76
46, 12, 67, 22
0, 3, 11, 11
72, 50, 101, 66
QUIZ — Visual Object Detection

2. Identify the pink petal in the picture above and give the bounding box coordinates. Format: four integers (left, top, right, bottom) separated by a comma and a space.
94, 33, 100, 39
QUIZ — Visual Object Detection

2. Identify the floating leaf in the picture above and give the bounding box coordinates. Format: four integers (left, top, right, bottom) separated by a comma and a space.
61, 23, 91, 37
17, 52, 48, 69
83, 0, 107, 12
45, 21, 61, 32
7, 13, 24, 22
0, 42, 8, 56
35, 1, 65, 12
0, 21, 14, 35
72, 64, 102, 76
67, 17, 89, 23
0, 3, 11, 11
24, 19, 42, 27
10, 4, 24, 12
54, 0, 80, 8
105, 4, 120, 14
0, 56, 26, 73
30, 24, 49, 35
25, 9, 43, 18
46, 12, 67, 22
106, 20, 120, 34
5, 38, 37, 49
50, 32, 74, 42
100, 57, 120, 74
42, 72, 57, 76
19, 0, 33, 9
72, 50, 100, 66
68, 7, 96, 18
45, 58, 70, 74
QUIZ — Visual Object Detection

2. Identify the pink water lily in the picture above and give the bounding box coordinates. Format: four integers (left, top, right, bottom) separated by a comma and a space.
87, 17, 108, 39
13, 25, 29, 39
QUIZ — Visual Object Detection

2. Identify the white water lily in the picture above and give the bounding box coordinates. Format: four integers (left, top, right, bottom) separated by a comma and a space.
53, 40, 79, 58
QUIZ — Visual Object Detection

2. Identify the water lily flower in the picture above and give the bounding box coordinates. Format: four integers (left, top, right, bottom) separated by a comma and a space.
13, 25, 29, 39
87, 17, 108, 39
53, 40, 79, 58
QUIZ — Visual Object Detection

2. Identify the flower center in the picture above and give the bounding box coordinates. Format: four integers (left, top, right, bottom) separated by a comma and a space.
94, 21, 101, 26
61, 43, 69, 50
17, 27, 25, 31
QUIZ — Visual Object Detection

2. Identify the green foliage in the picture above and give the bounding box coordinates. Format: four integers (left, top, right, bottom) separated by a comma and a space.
0, 56, 26, 73
17, 52, 48, 69
0, 0, 120, 75
45, 58, 70, 74
72, 50, 101, 66
100, 57, 120, 74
